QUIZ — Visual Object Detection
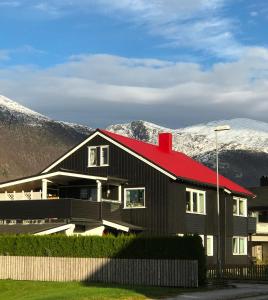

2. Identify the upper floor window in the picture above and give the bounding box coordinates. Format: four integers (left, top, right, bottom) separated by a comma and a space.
88, 145, 109, 167
88, 147, 97, 167
233, 236, 247, 255
186, 188, 206, 214
233, 197, 247, 217
124, 187, 145, 209
100, 146, 109, 166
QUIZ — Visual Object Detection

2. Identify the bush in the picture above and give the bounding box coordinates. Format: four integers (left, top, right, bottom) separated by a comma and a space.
0, 234, 206, 285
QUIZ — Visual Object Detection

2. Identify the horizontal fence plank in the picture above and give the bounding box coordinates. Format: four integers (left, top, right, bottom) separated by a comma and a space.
0, 256, 198, 287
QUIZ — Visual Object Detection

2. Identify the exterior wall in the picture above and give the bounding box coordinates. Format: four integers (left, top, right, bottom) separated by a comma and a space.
49, 133, 252, 264
51, 134, 171, 234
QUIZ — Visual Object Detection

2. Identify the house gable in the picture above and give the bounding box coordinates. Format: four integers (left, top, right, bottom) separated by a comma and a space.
43, 130, 176, 180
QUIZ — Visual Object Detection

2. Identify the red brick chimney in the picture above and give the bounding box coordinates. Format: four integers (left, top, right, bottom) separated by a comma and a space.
158, 133, 172, 152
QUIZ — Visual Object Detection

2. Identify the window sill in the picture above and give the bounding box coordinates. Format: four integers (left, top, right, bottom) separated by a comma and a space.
123, 206, 146, 209
186, 211, 206, 215
233, 253, 247, 256
87, 165, 109, 168
102, 199, 121, 204
233, 214, 247, 218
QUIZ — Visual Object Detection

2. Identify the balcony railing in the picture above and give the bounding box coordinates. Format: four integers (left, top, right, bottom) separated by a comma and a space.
0, 191, 42, 201
0, 199, 101, 221
0, 198, 122, 223
248, 216, 257, 234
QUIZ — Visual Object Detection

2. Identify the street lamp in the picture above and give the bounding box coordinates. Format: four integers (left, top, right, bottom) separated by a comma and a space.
214, 125, 231, 278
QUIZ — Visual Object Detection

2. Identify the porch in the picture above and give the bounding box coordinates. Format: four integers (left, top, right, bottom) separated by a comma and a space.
0, 170, 131, 232
0, 170, 123, 203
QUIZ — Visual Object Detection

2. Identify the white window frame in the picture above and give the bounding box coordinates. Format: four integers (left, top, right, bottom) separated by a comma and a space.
232, 236, 247, 255
100, 145, 109, 166
206, 235, 214, 257
124, 187, 145, 209
102, 185, 121, 203
88, 146, 98, 167
186, 188, 206, 215
233, 197, 247, 217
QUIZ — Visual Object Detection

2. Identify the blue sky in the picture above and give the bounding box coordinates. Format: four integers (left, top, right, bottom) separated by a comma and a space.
1, 0, 268, 128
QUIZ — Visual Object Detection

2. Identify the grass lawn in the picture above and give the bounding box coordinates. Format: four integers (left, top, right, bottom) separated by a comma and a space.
0, 280, 196, 300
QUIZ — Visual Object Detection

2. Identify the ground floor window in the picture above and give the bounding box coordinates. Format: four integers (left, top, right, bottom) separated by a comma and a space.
233, 236, 247, 255
124, 187, 145, 208
199, 235, 213, 256
206, 235, 214, 256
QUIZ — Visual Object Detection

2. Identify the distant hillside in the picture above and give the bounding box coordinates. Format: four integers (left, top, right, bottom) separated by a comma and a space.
1, 95, 268, 187
0, 95, 93, 181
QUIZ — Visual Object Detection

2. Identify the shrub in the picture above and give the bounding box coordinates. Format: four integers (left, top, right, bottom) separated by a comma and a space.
0, 234, 206, 285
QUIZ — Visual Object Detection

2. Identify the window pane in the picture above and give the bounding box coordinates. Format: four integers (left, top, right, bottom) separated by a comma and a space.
101, 147, 108, 165
89, 148, 97, 166
233, 199, 238, 215
192, 192, 197, 212
102, 185, 119, 201
125, 189, 145, 208
186, 191, 191, 212
199, 193, 205, 213
207, 236, 213, 256
89, 188, 97, 201
239, 199, 245, 216
233, 237, 238, 254
80, 188, 89, 200
239, 238, 245, 254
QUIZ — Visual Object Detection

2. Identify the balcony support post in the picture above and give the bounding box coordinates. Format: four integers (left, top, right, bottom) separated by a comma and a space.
96, 180, 102, 202
42, 179, 48, 199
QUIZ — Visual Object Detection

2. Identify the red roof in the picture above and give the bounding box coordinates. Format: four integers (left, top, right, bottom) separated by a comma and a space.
100, 129, 253, 197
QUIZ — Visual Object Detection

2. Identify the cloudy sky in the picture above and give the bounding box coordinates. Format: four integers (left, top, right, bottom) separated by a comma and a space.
0, 0, 268, 128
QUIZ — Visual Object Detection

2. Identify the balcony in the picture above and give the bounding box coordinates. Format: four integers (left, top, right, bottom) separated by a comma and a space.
248, 216, 257, 234
0, 199, 102, 221
256, 222, 268, 234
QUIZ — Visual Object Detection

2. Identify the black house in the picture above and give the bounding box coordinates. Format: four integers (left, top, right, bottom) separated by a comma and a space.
0, 129, 255, 265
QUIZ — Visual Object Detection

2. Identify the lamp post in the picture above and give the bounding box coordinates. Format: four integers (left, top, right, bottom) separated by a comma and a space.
214, 125, 231, 278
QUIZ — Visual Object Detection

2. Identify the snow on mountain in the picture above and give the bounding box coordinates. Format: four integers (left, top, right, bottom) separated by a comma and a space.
107, 119, 268, 159
0, 95, 49, 123
0, 95, 92, 134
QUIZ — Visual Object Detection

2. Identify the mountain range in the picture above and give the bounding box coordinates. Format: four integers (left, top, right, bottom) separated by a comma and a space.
1, 95, 267, 187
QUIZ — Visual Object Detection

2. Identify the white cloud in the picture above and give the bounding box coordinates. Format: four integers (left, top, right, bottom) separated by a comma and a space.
0, 50, 10, 61
1, 50, 268, 127
1, 0, 245, 58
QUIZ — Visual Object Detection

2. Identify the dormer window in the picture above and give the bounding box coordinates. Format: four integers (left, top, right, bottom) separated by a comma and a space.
88, 145, 109, 167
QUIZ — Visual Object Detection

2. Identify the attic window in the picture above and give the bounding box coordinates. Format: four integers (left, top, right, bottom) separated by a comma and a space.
88, 146, 109, 167
88, 147, 97, 167
100, 146, 109, 166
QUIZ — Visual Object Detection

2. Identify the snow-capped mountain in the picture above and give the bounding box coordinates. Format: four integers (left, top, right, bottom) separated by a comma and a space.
107, 118, 268, 155
1, 94, 268, 186
0, 95, 92, 134
107, 119, 268, 186
0, 95, 93, 181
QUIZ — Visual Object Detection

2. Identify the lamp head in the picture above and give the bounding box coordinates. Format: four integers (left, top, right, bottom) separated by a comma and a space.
214, 125, 231, 132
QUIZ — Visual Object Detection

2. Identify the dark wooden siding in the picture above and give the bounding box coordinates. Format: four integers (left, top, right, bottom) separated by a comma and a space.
48, 133, 253, 264
51, 135, 170, 234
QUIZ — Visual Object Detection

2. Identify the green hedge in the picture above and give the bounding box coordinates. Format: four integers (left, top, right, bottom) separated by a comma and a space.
0, 234, 206, 285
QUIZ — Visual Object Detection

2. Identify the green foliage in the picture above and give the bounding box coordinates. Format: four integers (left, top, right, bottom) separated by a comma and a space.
0, 234, 206, 285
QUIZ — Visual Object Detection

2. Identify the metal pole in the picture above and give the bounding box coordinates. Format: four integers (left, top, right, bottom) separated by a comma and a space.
215, 131, 221, 278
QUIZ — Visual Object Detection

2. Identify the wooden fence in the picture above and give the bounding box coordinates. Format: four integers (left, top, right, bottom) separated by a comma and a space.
0, 256, 198, 287
207, 265, 268, 281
